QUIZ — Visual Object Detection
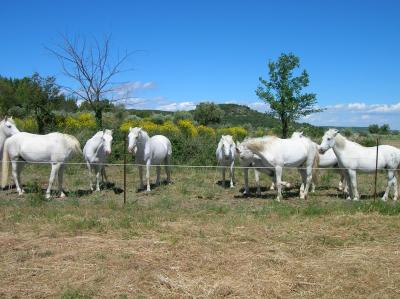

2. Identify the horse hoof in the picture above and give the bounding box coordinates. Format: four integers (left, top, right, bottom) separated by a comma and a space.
353, 197, 359, 201
45, 194, 51, 199
60, 193, 66, 198
380, 197, 387, 202
275, 197, 281, 202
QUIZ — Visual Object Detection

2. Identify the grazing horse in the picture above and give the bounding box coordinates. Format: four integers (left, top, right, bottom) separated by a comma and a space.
1, 132, 82, 198
319, 129, 400, 201
291, 132, 346, 192
244, 135, 318, 201
216, 135, 236, 188
0, 117, 20, 160
128, 127, 172, 191
83, 130, 113, 191
236, 140, 291, 196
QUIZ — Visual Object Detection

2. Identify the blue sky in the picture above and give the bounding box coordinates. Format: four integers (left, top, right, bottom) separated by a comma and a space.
1, 0, 400, 128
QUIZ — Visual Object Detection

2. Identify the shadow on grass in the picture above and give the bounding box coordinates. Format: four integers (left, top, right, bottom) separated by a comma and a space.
136, 180, 171, 193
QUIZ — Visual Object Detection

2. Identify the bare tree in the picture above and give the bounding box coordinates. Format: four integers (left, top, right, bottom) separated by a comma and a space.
47, 34, 131, 129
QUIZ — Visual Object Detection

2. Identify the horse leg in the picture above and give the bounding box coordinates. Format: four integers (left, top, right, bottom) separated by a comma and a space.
303, 165, 313, 200
298, 169, 306, 199
222, 167, 226, 187
146, 160, 151, 191
57, 164, 66, 198
165, 155, 171, 184
86, 162, 94, 191
393, 175, 398, 201
254, 169, 261, 196
156, 166, 161, 186
12, 160, 24, 195
242, 167, 249, 195
102, 166, 108, 183
338, 169, 345, 191
138, 166, 144, 190
229, 160, 234, 188
348, 169, 359, 201
275, 166, 283, 202
46, 163, 60, 199
95, 165, 101, 191
311, 178, 316, 193
382, 170, 396, 201
298, 169, 307, 199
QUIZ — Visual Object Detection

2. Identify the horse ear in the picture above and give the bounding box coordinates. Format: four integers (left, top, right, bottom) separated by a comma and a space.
299, 131, 303, 136
333, 129, 339, 136
129, 127, 133, 132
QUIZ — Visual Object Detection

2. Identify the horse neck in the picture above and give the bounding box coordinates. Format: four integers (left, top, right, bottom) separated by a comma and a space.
332, 134, 347, 157
93, 136, 105, 155
137, 132, 150, 150
0, 129, 7, 154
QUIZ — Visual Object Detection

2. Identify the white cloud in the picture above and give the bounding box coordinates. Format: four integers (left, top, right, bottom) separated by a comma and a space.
247, 101, 270, 112
113, 81, 155, 97
347, 102, 367, 110
158, 101, 196, 111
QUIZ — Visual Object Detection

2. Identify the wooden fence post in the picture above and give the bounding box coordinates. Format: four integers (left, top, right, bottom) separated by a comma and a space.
124, 135, 127, 204
374, 138, 379, 201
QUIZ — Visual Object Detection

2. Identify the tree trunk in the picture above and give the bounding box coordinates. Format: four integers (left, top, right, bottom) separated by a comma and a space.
282, 118, 289, 139
95, 107, 103, 130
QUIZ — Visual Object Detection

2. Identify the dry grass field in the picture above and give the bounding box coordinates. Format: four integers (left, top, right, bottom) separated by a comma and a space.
1, 160, 400, 298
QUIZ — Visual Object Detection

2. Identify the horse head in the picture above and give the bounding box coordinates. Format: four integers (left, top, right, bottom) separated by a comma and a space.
101, 129, 113, 155
236, 141, 253, 164
0, 116, 19, 137
128, 127, 142, 153
319, 129, 338, 154
219, 135, 234, 159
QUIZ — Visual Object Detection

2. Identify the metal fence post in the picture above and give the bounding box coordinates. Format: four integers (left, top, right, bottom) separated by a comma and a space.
374, 138, 379, 201
124, 135, 127, 204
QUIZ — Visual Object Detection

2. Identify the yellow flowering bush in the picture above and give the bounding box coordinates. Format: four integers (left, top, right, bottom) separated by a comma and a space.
158, 121, 180, 136
177, 120, 198, 137
217, 127, 248, 140
61, 113, 96, 130
15, 117, 37, 132
197, 125, 215, 137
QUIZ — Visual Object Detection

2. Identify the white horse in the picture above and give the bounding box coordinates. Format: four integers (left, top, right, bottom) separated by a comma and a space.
216, 135, 236, 188
0, 117, 20, 160
83, 129, 113, 191
291, 132, 345, 192
319, 129, 400, 201
1, 132, 81, 198
128, 127, 172, 191
244, 135, 318, 201
236, 140, 291, 196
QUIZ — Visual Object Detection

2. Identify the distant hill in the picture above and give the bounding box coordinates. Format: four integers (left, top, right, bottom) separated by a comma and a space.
128, 103, 280, 129
127, 103, 371, 132
217, 104, 280, 128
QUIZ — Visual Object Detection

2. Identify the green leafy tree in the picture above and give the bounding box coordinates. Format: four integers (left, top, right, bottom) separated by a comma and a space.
368, 124, 380, 134
193, 102, 224, 125
256, 53, 322, 138
380, 124, 390, 134
23, 73, 60, 133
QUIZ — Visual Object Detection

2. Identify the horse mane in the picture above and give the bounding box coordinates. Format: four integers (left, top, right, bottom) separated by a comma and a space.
243, 136, 278, 153
334, 134, 347, 149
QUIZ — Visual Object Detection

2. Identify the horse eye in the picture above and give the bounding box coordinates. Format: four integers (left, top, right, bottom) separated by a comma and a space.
7, 125, 11, 128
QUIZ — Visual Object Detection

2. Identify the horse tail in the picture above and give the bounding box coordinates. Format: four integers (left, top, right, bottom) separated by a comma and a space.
312, 152, 320, 185
64, 134, 82, 156
1, 139, 10, 189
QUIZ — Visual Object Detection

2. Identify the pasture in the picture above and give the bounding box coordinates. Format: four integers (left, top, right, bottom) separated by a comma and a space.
1, 160, 400, 298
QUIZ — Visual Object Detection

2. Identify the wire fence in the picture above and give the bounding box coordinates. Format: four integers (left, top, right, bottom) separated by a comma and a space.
2, 137, 398, 202
1, 158, 395, 203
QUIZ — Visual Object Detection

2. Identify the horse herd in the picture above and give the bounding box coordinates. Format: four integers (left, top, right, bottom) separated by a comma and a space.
1, 117, 400, 202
